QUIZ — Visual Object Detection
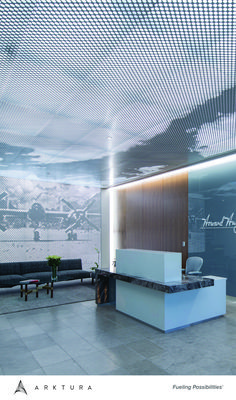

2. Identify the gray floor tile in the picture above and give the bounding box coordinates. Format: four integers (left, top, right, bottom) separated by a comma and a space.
0, 298, 236, 375
32, 345, 71, 367
128, 338, 163, 358
38, 319, 69, 333
46, 326, 81, 343
0, 328, 21, 343
128, 359, 169, 375
23, 368, 46, 375
165, 357, 233, 375
7, 314, 38, 328
73, 350, 119, 375
59, 337, 97, 358
0, 316, 12, 330
72, 325, 110, 340
2, 353, 41, 375
42, 359, 87, 375
22, 333, 55, 351
102, 345, 145, 368
103, 325, 147, 343
87, 332, 127, 350
150, 351, 179, 371
14, 323, 45, 338
1, 344, 31, 364
101, 367, 130, 375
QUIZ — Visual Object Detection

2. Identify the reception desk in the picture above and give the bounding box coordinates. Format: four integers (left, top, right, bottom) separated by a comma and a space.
96, 249, 226, 333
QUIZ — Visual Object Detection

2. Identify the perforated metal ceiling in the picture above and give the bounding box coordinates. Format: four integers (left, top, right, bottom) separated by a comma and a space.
0, 0, 235, 187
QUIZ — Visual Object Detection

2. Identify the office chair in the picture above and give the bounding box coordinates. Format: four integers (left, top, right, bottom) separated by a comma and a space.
185, 256, 203, 276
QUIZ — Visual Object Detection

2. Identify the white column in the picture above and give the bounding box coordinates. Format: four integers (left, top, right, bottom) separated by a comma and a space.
101, 189, 110, 270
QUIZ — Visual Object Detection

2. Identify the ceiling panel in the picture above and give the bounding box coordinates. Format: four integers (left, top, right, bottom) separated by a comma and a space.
0, 0, 235, 188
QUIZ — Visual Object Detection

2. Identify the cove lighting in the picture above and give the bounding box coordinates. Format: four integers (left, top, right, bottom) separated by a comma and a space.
111, 153, 236, 191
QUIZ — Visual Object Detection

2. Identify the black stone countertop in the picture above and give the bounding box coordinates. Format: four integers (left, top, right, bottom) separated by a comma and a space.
96, 269, 214, 293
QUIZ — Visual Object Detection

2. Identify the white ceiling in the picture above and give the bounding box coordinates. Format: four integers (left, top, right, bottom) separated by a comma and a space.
0, 0, 236, 188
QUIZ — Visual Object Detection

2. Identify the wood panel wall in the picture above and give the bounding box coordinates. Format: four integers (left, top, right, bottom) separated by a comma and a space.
115, 172, 188, 267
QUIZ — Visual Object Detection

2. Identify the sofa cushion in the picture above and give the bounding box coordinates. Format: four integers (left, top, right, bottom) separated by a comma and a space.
57, 269, 90, 281
0, 275, 23, 287
0, 263, 21, 276
20, 261, 50, 275
0, 258, 85, 287
60, 259, 82, 271
22, 272, 52, 282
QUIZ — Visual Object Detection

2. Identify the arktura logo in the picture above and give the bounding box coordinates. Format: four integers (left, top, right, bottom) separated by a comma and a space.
14, 380, 27, 395
13, 380, 93, 395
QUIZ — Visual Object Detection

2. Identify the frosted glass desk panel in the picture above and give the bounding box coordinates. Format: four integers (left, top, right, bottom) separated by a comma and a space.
116, 249, 182, 283
116, 276, 226, 332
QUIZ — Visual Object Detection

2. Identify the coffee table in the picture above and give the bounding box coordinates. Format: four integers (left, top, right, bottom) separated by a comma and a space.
20, 279, 54, 301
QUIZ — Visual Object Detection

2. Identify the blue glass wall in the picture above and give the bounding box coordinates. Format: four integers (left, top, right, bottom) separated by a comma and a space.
189, 161, 236, 296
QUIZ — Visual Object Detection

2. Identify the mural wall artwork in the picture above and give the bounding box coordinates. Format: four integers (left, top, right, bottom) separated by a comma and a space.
0, 177, 101, 270
188, 161, 236, 296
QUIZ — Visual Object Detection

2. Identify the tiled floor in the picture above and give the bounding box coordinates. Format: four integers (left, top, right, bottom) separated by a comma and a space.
1, 297, 236, 375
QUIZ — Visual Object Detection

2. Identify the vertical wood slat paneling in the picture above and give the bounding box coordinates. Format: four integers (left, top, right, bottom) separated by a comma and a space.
116, 172, 188, 267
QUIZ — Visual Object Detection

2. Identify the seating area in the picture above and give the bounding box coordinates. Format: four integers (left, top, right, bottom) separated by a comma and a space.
0, 259, 94, 288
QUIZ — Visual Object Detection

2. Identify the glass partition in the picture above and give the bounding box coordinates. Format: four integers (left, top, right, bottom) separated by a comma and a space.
188, 161, 236, 296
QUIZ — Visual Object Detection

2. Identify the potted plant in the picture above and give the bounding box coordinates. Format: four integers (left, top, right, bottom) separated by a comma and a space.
46, 255, 61, 281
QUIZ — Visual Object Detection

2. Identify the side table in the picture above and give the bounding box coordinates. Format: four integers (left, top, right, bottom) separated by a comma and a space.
19, 279, 54, 301
20, 279, 40, 301
42, 281, 54, 298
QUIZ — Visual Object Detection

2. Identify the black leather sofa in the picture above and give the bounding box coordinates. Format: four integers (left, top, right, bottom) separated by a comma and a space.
0, 258, 93, 288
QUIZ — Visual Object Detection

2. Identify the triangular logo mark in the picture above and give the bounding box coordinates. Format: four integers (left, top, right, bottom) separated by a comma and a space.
14, 380, 27, 395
